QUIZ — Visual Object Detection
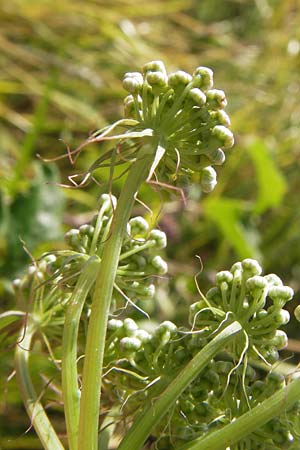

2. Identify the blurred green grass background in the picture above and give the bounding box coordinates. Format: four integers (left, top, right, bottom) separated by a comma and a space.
1, 0, 300, 447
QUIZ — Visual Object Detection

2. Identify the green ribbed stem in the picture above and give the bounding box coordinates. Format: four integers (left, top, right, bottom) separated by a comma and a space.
78, 148, 153, 450
15, 319, 65, 450
62, 256, 100, 450
117, 321, 242, 450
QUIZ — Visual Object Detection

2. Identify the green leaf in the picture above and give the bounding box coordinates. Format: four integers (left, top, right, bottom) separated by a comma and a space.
203, 197, 259, 259
4, 162, 65, 275
248, 139, 286, 214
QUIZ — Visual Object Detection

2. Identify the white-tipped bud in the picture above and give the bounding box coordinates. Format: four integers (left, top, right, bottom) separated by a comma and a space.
242, 259, 262, 276
206, 89, 227, 109
107, 318, 123, 331
210, 110, 231, 127
188, 88, 206, 106
264, 273, 283, 287
65, 229, 80, 246
100, 193, 117, 211
139, 283, 155, 300
272, 330, 288, 350
129, 216, 149, 236
274, 309, 290, 325
200, 166, 217, 193
216, 270, 233, 285
246, 276, 268, 291
207, 148, 225, 165
148, 229, 167, 249
268, 286, 294, 303
79, 224, 95, 237
146, 71, 168, 89
230, 261, 242, 274
212, 125, 234, 149
123, 318, 138, 336
142, 60, 167, 75
158, 320, 177, 334
135, 329, 151, 343
124, 94, 136, 117
120, 336, 141, 352
150, 255, 168, 275
123, 72, 143, 94
193, 67, 214, 91
168, 71, 192, 89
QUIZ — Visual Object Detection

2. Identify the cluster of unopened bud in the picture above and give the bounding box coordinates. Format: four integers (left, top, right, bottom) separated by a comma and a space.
12, 254, 70, 331
190, 258, 294, 364
51, 194, 168, 309
122, 61, 234, 193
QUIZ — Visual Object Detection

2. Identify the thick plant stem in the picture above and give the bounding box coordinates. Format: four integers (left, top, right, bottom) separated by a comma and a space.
78, 149, 153, 450
62, 256, 100, 450
15, 319, 65, 450
180, 375, 300, 450
117, 321, 242, 450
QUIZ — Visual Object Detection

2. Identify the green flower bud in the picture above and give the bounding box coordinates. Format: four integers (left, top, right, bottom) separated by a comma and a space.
268, 286, 294, 303
294, 305, 300, 322
263, 346, 279, 363
194, 401, 214, 417
242, 259, 262, 276
200, 166, 217, 193
215, 270, 233, 285
146, 71, 168, 90
206, 287, 222, 304
210, 110, 231, 127
231, 261, 242, 274
174, 347, 189, 364
100, 193, 117, 210
179, 399, 195, 414
148, 229, 167, 249
214, 361, 234, 374
150, 255, 168, 275
120, 336, 142, 352
124, 94, 137, 117
142, 60, 167, 75
123, 318, 138, 336
193, 67, 214, 91
12, 278, 22, 292
256, 309, 268, 320
207, 148, 226, 165
122, 72, 143, 94
188, 87, 206, 106
274, 309, 290, 325
206, 89, 227, 109
131, 255, 147, 269
107, 318, 123, 331
246, 276, 268, 292
264, 273, 283, 287
79, 224, 95, 237
138, 283, 155, 300
168, 71, 192, 90
129, 216, 149, 236
272, 330, 288, 350
158, 320, 177, 334
212, 125, 234, 149
135, 329, 151, 343
65, 229, 81, 248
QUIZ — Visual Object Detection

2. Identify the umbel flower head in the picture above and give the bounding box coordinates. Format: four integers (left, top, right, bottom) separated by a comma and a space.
78, 61, 233, 195
190, 258, 294, 364
122, 61, 234, 193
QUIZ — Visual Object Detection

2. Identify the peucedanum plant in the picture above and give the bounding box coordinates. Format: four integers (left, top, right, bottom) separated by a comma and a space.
5, 61, 300, 450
